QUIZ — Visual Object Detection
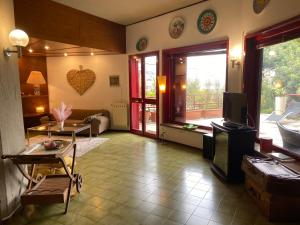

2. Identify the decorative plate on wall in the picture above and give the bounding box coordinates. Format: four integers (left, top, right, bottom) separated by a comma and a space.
197, 9, 217, 34
253, 0, 270, 14
136, 37, 148, 51
169, 16, 185, 39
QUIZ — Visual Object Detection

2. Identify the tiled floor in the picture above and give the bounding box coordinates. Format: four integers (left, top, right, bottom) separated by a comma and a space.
5, 132, 298, 225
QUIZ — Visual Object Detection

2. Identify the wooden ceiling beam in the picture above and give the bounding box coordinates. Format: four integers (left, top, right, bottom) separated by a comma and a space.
13, 0, 126, 53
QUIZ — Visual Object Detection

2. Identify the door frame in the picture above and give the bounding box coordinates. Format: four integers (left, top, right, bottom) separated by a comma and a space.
129, 51, 159, 138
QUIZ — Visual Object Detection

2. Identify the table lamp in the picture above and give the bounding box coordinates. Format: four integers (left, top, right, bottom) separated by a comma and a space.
26, 71, 46, 95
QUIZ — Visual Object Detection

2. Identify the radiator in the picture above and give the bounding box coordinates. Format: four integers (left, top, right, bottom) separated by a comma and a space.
111, 102, 129, 130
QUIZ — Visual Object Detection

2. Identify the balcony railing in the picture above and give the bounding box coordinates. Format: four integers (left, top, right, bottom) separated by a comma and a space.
186, 93, 223, 111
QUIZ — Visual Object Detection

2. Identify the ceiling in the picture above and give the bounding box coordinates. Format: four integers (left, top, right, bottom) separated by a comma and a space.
52, 0, 206, 25
23, 38, 115, 57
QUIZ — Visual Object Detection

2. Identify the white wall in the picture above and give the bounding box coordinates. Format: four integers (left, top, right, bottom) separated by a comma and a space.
127, 0, 244, 92
46, 0, 300, 148
0, 0, 26, 219
126, 0, 300, 147
47, 55, 128, 113
127, 0, 300, 91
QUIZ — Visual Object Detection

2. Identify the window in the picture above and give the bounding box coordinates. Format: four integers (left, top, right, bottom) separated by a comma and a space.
163, 41, 228, 127
244, 15, 300, 153
259, 38, 300, 147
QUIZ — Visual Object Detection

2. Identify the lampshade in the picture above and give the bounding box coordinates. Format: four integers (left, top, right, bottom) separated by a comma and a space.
157, 75, 167, 93
27, 71, 46, 85
8, 29, 29, 47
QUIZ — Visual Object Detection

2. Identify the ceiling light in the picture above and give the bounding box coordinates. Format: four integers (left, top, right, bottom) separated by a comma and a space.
90, 52, 94, 56
44, 45, 49, 50
64, 53, 68, 57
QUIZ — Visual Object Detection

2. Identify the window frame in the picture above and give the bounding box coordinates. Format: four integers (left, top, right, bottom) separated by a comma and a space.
129, 51, 160, 138
243, 15, 300, 158
162, 40, 229, 129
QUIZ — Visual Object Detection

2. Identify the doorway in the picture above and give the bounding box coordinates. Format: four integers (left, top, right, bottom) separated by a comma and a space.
129, 52, 159, 138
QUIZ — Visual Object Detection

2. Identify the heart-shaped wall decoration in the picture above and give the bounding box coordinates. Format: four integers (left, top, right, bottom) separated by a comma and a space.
67, 65, 96, 95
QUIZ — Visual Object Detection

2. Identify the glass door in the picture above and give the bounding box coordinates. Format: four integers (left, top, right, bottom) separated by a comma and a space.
129, 52, 159, 138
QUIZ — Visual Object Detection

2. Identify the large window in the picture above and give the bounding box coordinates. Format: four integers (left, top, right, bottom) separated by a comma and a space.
259, 38, 300, 147
244, 16, 300, 153
163, 41, 228, 127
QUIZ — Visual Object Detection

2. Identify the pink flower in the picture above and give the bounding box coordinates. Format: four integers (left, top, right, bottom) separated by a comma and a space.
51, 102, 72, 122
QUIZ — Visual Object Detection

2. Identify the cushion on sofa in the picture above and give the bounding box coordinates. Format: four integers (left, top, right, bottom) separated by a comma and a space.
83, 113, 103, 123
68, 109, 109, 120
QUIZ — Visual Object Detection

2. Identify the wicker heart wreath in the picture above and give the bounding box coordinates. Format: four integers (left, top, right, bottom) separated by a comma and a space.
67, 65, 96, 95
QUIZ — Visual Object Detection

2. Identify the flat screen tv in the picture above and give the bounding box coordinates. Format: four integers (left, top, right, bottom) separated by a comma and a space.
223, 92, 248, 125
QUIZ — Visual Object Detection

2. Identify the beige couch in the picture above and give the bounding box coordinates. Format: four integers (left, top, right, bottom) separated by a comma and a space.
41, 109, 110, 136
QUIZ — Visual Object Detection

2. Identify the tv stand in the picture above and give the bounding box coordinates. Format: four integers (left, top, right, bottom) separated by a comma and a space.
222, 121, 251, 130
211, 121, 256, 182
223, 121, 242, 129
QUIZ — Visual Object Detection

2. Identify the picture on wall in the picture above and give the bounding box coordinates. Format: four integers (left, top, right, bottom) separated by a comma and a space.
109, 75, 120, 87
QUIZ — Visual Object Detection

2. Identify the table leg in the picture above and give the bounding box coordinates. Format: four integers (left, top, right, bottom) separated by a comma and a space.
27, 129, 30, 146
89, 126, 92, 140
64, 143, 77, 214
27, 164, 35, 189
72, 132, 75, 143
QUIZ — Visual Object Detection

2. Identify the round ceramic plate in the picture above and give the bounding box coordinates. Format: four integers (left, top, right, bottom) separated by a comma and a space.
43, 140, 64, 151
197, 9, 217, 34
169, 16, 185, 39
136, 37, 148, 51
253, 0, 270, 14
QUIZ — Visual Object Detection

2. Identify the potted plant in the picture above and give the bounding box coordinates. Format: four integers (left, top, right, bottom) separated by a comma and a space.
273, 86, 287, 115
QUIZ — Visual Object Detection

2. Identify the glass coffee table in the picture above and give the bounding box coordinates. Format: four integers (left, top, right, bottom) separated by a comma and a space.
27, 122, 92, 146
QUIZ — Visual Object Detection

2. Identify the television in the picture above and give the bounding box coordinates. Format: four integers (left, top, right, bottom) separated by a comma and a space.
223, 92, 248, 125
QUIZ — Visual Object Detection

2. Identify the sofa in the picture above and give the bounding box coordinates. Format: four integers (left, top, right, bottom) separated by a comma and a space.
41, 109, 110, 136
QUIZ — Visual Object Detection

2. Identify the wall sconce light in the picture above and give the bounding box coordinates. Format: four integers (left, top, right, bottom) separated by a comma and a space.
230, 47, 242, 68
3, 29, 29, 58
157, 75, 167, 93
27, 71, 46, 95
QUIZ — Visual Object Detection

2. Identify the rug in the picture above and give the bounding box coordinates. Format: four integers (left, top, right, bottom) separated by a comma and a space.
28, 135, 109, 157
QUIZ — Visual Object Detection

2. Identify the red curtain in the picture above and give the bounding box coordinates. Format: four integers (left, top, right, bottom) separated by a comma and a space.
130, 58, 140, 130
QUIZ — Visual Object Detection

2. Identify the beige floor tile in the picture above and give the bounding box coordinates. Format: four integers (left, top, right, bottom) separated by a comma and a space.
186, 215, 209, 225
167, 210, 191, 224
4, 132, 292, 225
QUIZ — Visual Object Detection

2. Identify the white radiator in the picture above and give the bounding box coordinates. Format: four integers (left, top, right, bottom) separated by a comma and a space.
111, 102, 129, 130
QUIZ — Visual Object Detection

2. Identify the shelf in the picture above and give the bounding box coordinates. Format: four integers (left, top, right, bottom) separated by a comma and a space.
22, 95, 48, 98
23, 113, 48, 118
160, 123, 210, 134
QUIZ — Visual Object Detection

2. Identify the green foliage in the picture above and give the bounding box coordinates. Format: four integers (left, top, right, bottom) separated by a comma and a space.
186, 78, 224, 110
261, 38, 300, 113
272, 87, 286, 97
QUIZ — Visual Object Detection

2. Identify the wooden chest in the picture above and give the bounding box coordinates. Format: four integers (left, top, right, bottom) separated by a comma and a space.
242, 156, 300, 222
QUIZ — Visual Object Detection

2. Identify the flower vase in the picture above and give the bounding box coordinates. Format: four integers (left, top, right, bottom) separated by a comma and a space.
58, 120, 64, 130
